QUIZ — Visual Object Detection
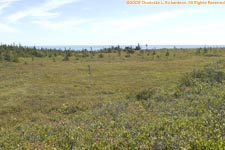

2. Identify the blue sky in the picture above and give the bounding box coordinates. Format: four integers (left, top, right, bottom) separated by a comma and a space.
0, 0, 225, 46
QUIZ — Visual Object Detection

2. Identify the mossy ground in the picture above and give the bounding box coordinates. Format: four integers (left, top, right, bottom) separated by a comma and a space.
0, 49, 225, 149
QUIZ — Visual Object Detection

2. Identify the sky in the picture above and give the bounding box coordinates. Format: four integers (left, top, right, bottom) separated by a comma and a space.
0, 0, 225, 46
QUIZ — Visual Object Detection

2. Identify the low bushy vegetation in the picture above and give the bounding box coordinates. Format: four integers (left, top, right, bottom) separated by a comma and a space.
1, 45, 225, 149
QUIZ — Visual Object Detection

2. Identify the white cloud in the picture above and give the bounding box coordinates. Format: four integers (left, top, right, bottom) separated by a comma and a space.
79, 9, 209, 45
0, 0, 18, 33
32, 18, 93, 31
7, 0, 79, 22
160, 22, 225, 45
90, 9, 206, 33
0, 0, 18, 15
42, 0, 79, 10
8, 9, 59, 22
29, 8, 206, 44
0, 23, 16, 32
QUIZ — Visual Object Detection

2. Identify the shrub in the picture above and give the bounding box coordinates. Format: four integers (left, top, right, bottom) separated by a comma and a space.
125, 54, 131, 58
191, 68, 225, 83
127, 49, 135, 54
152, 51, 156, 56
12, 57, 19, 63
63, 55, 69, 61
59, 104, 83, 114
3, 53, 11, 61
98, 53, 104, 58
180, 67, 225, 88
135, 89, 154, 101
165, 50, 169, 57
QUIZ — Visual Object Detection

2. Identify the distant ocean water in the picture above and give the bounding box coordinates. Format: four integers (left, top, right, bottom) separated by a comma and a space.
35, 45, 225, 51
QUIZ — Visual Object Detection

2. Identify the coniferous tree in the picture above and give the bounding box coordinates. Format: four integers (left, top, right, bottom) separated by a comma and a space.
135, 43, 141, 50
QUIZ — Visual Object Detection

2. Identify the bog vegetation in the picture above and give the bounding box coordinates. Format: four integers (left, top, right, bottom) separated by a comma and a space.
0, 44, 225, 149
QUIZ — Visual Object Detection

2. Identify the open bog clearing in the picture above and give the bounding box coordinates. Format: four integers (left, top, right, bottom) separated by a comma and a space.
0, 47, 225, 149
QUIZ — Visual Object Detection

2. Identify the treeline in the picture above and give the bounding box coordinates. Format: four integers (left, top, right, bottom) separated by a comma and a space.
0, 44, 75, 62
0, 44, 143, 62
1, 44, 224, 62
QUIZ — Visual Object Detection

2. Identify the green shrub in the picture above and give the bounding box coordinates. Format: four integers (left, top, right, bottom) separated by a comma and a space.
135, 89, 154, 101
180, 67, 225, 88
59, 104, 83, 114
98, 53, 104, 58
63, 55, 69, 61
125, 54, 131, 58
194, 68, 225, 83
165, 50, 169, 57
